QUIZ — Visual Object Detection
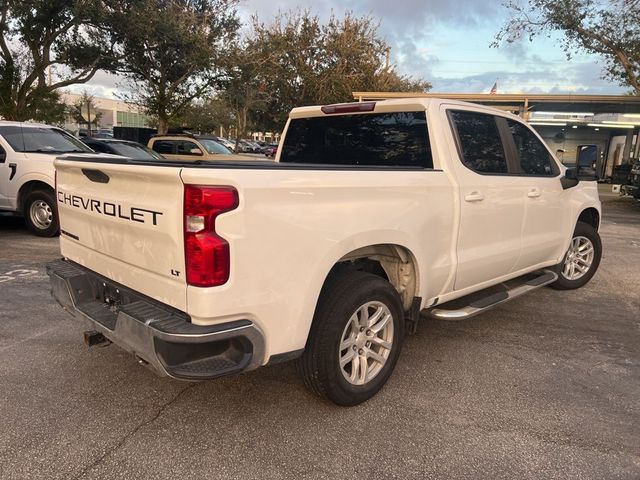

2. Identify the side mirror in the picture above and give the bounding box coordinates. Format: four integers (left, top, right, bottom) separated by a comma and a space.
190, 148, 203, 156
561, 167, 580, 190
576, 164, 599, 182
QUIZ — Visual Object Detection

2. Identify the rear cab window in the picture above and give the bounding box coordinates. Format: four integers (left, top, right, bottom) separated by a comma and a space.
280, 111, 433, 168
176, 140, 202, 156
151, 140, 175, 155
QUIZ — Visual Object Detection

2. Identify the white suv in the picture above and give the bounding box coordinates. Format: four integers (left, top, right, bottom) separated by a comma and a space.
0, 121, 93, 236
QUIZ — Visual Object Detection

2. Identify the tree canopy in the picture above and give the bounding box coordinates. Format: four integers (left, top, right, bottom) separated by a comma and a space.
0, 0, 114, 121
495, 0, 640, 94
243, 11, 431, 130
109, 0, 240, 134
1, 3, 431, 132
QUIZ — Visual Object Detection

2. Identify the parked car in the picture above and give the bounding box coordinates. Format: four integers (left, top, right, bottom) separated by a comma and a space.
263, 143, 278, 157
248, 141, 262, 153
82, 138, 165, 161
237, 140, 251, 153
0, 121, 94, 236
94, 130, 114, 139
148, 134, 251, 161
238, 140, 261, 153
48, 98, 602, 405
215, 138, 237, 152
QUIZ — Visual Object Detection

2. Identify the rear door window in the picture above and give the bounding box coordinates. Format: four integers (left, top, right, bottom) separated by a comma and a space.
449, 111, 508, 174
280, 111, 433, 168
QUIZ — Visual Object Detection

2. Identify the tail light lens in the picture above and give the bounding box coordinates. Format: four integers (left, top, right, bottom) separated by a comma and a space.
184, 185, 239, 287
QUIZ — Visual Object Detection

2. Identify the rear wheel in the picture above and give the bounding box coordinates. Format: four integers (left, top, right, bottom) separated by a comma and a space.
23, 189, 59, 237
301, 270, 404, 406
549, 221, 601, 290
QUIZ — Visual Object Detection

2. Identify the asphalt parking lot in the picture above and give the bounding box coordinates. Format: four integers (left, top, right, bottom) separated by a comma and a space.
1, 186, 639, 480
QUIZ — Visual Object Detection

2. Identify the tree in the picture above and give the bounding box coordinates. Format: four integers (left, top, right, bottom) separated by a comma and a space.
178, 97, 235, 135
495, 0, 640, 94
217, 42, 273, 148
69, 91, 103, 136
0, 0, 114, 121
110, 0, 240, 134
244, 11, 431, 130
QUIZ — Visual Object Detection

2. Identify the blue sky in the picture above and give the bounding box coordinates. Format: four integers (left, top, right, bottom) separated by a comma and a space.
77, 0, 627, 98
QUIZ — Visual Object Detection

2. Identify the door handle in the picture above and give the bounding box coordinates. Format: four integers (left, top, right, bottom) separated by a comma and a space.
464, 191, 484, 202
527, 188, 541, 198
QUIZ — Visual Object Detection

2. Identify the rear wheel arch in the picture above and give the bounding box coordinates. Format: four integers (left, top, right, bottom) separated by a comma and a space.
319, 244, 419, 312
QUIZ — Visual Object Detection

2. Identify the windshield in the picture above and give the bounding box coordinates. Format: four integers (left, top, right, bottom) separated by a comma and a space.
0, 125, 92, 153
199, 139, 231, 155
109, 142, 165, 160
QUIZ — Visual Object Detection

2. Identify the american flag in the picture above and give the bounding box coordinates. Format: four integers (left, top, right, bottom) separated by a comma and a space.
490, 82, 497, 94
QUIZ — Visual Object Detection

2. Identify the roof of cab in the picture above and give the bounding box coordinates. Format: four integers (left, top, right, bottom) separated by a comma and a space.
288, 97, 521, 121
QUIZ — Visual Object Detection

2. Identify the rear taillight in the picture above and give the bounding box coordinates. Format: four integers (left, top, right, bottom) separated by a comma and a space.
184, 185, 239, 287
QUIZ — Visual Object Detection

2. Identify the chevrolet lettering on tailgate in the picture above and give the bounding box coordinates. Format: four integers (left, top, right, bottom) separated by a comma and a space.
57, 190, 163, 225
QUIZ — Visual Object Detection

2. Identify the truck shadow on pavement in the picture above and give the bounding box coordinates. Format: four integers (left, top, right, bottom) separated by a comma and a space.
0, 213, 27, 232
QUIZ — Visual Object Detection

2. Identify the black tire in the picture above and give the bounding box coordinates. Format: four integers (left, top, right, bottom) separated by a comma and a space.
549, 221, 601, 290
301, 270, 405, 406
23, 189, 59, 237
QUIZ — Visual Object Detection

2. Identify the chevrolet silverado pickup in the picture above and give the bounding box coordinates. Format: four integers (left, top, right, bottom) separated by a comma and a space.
47, 98, 602, 405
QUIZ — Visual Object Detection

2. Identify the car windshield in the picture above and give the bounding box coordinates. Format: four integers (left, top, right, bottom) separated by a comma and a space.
109, 142, 165, 160
0, 125, 92, 153
199, 139, 231, 154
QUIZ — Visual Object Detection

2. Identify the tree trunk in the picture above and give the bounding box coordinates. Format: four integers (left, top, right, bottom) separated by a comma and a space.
87, 102, 92, 137
157, 115, 169, 135
13, 97, 28, 121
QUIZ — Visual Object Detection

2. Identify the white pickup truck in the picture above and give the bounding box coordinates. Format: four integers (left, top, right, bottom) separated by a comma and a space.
47, 98, 602, 405
0, 122, 95, 236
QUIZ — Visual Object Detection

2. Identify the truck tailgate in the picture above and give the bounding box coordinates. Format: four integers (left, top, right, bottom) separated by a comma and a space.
55, 158, 187, 311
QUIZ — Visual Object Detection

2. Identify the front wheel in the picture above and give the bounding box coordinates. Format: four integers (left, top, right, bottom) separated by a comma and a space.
549, 221, 602, 290
23, 189, 59, 237
301, 270, 405, 406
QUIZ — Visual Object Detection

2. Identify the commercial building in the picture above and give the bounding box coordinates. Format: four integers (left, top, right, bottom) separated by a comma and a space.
60, 92, 153, 133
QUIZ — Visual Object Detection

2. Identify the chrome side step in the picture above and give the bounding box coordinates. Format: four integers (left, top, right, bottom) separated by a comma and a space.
426, 269, 558, 321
